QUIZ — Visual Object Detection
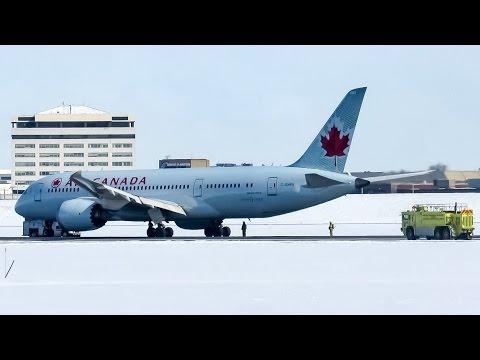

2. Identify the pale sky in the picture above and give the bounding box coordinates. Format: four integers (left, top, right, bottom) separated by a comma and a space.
1, 45, 479, 172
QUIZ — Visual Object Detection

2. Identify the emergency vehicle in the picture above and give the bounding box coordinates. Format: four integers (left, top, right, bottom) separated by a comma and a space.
401, 203, 474, 240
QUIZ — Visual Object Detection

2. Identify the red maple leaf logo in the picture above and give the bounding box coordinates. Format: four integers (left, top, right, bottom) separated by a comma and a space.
52, 178, 62, 188
320, 126, 350, 157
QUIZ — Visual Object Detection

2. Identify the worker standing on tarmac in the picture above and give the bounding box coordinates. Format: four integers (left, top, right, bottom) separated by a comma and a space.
328, 221, 335, 237
241, 221, 247, 237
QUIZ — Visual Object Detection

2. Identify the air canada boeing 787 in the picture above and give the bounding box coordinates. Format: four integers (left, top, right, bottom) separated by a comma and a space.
15, 87, 428, 238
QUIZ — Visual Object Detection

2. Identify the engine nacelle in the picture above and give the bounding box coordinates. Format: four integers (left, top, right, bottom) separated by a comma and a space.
57, 198, 108, 231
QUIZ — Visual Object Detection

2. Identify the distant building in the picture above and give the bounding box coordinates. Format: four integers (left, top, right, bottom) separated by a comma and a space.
216, 163, 253, 167
0, 169, 11, 184
11, 105, 136, 193
159, 159, 210, 169
159, 159, 253, 169
0, 169, 12, 198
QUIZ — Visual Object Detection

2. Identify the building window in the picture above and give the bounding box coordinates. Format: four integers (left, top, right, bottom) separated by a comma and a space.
40, 171, 59, 175
13, 135, 135, 140
15, 153, 35, 158
15, 162, 35, 167
88, 152, 108, 157
15, 171, 36, 176
64, 162, 85, 167
15, 144, 35, 148
112, 143, 132, 148
88, 143, 108, 148
112, 162, 132, 166
39, 162, 60, 167
64, 153, 84, 157
39, 153, 60, 158
39, 144, 59, 148
64, 144, 84, 148
112, 152, 132, 157
88, 162, 108, 166
15, 180, 35, 185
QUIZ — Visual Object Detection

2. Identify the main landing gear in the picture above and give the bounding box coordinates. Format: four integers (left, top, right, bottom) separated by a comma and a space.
204, 220, 231, 237
42, 220, 55, 237
146, 221, 174, 238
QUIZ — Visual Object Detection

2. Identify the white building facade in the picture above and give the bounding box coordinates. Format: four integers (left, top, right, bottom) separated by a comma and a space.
11, 105, 135, 193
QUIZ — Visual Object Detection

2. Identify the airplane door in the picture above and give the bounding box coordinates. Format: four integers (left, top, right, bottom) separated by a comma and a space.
34, 183, 43, 201
194, 179, 203, 197
267, 177, 277, 196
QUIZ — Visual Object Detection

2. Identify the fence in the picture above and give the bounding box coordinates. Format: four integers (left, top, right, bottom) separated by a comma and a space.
0, 193, 19, 200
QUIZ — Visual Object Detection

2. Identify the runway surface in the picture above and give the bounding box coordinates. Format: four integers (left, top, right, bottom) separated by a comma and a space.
0, 235, 478, 242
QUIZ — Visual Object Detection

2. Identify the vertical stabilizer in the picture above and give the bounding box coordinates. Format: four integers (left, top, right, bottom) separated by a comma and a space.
289, 87, 366, 172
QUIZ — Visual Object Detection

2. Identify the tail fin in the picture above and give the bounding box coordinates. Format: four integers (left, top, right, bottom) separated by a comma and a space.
289, 87, 367, 172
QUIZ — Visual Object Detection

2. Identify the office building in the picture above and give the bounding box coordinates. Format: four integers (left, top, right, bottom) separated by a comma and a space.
11, 105, 135, 193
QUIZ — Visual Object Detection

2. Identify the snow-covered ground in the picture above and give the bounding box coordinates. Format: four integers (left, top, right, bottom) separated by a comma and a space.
1, 193, 479, 237
1, 193, 480, 314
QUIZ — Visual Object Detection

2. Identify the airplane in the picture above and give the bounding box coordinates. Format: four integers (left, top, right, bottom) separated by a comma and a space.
15, 87, 430, 238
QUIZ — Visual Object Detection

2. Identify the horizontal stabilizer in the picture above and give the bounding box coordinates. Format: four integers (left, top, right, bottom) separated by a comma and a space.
364, 170, 434, 183
305, 173, 343, 188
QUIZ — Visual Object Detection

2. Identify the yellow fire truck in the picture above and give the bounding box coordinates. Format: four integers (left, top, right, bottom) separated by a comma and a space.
401, 203, 474, 240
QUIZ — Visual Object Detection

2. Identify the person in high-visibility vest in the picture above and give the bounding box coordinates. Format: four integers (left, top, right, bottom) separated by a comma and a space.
328, 221, 335, 237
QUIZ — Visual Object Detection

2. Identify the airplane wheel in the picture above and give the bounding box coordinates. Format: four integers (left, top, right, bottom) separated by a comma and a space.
222, 226, 231, 237
43, 229, 48, 236
147, 227, 155, 237
204, 228, 213, 237
165, 227, 173, 237
61, 230, 69, 237
155, 227, 165, 238
30, 230, 39, 237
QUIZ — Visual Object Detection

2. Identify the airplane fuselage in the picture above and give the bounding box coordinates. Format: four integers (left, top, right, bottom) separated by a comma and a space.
16, 166, 360, 228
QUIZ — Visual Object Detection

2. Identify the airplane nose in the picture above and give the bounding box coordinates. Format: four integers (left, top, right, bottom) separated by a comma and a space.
355, 178, 370, 189
14, 196, 27, 217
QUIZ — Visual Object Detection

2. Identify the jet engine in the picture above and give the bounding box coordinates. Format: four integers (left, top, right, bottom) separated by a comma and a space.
57, 198, 108, 231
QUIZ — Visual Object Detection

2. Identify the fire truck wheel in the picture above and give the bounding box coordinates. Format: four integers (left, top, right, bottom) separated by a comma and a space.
406, 227, 415, 240
441, 227, 450, 240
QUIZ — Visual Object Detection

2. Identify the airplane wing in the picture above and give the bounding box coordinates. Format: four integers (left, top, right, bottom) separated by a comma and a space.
70, 171, 186, 215
362, 170, 434, 183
